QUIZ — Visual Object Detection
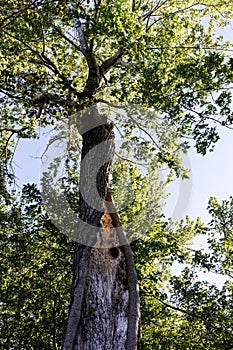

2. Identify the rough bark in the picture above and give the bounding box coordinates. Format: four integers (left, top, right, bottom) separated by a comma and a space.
63, 108, 140, 349
62, 25, 139, 349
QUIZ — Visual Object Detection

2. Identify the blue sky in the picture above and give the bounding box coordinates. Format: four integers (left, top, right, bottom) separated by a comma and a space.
168, 126, 233, 285
15, 117, 233, 224
165, 126, 233, 223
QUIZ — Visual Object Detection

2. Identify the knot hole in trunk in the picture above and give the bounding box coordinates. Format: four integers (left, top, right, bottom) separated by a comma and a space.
109, 247, 119, 258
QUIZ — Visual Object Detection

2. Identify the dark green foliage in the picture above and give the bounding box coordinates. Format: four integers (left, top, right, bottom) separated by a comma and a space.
1, 185, 75, 349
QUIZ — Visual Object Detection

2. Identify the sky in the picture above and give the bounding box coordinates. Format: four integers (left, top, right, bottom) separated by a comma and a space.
164, 126, 233, 223
167, 126, 233, 284
14, 116, 233, 225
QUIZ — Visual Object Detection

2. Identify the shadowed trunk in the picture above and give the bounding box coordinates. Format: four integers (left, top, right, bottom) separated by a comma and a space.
63, 107, 140, 350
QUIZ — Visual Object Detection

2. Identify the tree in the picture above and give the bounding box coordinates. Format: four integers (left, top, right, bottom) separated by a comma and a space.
0, 1, 233, 349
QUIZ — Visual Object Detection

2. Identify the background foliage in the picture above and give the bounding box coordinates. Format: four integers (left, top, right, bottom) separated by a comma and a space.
1, 184, 232, 349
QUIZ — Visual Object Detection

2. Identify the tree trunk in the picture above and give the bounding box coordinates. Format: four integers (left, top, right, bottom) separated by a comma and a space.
63, 107, 140, 350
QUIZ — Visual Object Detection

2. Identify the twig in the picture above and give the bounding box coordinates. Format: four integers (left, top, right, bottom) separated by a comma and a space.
54, 26, 81, 52
115, 152, 148, 167
0, 126, 27, 134
147, 45, 233, 52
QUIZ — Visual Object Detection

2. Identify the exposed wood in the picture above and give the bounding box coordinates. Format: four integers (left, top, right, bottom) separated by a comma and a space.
63, 107, 140, 349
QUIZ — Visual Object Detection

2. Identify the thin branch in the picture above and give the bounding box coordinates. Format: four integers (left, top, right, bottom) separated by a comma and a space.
143, 2, 226, 33
132, 0, 136, 12
94, 99, 161, 149
205, 268, 233, 279
40, 53, 76, 91
142, 0, 170, 20
0, 132, 15, 159
158, 298, 229, 331
199, 2, 227, 18
180, 104, 233, 130
0, 0, 44, 30
0, 89, 25, 101
3, 29, 79, 98
32, 92, 72, 107
159, 298, 204, 320
116, 58, 141, 70
0, 127, 27, 134
54, 26, 81, 52
94, 99, 126, 109
207, 116, 233, 129
93, 0, 102, 23
147, 45, 233, 52
168, 2, 201, 18
185, 86, 233, 95
2, 28, 44, 61
115, 152, 148, 167
101, 49, 123, 75
8, 138, 20, 170
39, 15, 46, 56
164, 86, 233, 102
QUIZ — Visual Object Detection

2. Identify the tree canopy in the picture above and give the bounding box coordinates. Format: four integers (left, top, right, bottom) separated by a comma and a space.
0, 1, 233, 349
1, 0, 233, 172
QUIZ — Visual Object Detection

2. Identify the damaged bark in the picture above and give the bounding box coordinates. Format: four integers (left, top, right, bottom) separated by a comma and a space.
63, 109, 140, 349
